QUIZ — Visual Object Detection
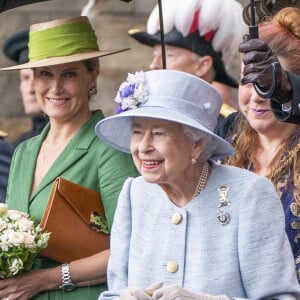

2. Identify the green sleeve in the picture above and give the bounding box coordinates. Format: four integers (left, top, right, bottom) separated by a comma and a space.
98, 146, 138, 230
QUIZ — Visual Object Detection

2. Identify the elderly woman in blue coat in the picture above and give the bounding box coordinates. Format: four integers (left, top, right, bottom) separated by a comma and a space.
96, 69, 300, 300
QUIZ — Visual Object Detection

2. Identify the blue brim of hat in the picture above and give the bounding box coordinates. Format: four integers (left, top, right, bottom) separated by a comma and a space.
95, 107, 235, 159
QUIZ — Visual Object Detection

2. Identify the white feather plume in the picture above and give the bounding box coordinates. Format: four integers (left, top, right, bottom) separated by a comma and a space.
175, 0, 201, 36
147, 0, 180, 35
199, 0, 223, 34
211, 1, 247, 63
146, 0, 247, 65
81, 0, 109, 20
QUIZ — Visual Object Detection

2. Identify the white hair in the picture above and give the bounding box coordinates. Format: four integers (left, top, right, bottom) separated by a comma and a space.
182, 124, 217, 160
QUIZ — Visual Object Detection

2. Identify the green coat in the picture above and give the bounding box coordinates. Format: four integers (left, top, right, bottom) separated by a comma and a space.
6, 110, 138, 300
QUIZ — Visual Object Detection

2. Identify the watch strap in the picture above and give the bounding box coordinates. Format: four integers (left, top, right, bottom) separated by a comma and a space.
60, 263, 76, 291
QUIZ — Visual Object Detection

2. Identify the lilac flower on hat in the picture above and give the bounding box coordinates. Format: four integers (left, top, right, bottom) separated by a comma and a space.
115, 71, 149, 114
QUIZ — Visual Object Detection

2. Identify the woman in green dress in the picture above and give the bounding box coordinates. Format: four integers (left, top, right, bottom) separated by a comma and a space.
0, 16, 137, 300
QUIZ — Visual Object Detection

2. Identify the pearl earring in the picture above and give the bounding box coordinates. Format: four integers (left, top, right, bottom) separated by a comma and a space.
191, 158, 197, 164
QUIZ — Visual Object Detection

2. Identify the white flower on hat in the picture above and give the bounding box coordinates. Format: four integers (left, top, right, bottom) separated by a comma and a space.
115, 71, 149, 113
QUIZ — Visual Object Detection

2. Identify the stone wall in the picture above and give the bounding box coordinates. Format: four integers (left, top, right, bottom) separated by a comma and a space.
0, 0, 246, 142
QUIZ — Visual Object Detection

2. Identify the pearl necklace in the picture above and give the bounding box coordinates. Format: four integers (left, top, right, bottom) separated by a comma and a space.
192, 161, 209, 199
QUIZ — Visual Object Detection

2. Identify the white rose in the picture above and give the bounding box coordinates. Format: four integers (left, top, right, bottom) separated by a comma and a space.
0, 242, 9, 252
17, 217, 34, 232
8, 231, 25, 245
7, 210, 22, 221
1, 229, 9, 241
24, 232, 36, 248
7, 210, 28, 221
0, 203, 8, 214
0, 219, 7, 231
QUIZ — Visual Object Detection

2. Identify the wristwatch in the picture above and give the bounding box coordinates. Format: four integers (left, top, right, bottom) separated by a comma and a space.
60, 263, 76, 292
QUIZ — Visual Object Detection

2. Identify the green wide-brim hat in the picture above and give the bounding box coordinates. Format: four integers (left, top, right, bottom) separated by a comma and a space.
1, 16, 130, 71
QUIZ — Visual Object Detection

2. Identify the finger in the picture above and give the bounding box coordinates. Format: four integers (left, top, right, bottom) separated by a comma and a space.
240, 74, 257, 85
132, 289, 152, 300
241, 74, 271, 90
239, 38, 269, 53
145, 282, 163, 296
242, 62, 265, 76
243, 61, 273, 77
152, 288, 165, 300
152, 285, 180, 300
242, 50, 273, 65
120, 290, 140, 300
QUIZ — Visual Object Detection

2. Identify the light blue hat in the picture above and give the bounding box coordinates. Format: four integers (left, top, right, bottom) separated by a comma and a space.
95, 69, 234, 159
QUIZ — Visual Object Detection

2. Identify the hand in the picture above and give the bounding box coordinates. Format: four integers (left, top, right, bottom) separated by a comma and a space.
152, 285, 231, 300
119, 288, 152, 300
239, 36, 292, 104
0, 269, 48, 300
119, 282, 163, 300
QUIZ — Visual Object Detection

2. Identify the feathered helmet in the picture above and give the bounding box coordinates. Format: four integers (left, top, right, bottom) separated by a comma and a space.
129, 0, 247, 88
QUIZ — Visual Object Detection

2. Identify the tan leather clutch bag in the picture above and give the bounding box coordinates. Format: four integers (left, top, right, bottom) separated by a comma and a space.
40, 177, 110, 263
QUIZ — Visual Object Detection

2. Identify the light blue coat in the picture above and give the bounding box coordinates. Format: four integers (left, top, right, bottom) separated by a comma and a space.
100, 162, 300, 300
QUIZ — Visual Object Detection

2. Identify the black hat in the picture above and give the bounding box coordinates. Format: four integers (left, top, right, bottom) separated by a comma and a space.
129, 28, 238, 88
3, 30, 29, 64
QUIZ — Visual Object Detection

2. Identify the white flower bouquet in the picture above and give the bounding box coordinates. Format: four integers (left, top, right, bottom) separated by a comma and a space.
0, 203, 50, 278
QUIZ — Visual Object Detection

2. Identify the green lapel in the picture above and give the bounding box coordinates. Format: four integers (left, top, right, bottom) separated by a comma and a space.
30, 110, 104, 200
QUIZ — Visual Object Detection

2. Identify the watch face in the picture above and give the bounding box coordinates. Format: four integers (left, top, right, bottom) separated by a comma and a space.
61, 283, 76, 292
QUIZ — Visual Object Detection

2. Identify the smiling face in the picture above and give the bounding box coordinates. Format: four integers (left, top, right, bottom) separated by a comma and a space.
238, 82, 278, 134
130, 117, 202, 188
33, 61, 98, 122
